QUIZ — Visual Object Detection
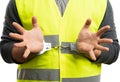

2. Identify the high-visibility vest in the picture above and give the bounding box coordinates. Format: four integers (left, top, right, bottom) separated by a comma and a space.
16, 0, 107, 82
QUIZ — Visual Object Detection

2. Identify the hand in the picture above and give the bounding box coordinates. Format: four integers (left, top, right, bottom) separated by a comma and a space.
77, 18, 113, 61
9, 16, 44, 58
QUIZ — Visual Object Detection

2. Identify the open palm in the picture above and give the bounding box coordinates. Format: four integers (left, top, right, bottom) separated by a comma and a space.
9, 16, 44, 58
77, 19, 113, 61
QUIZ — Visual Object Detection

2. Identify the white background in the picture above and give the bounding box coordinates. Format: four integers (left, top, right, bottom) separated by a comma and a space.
0, 0, 120, 82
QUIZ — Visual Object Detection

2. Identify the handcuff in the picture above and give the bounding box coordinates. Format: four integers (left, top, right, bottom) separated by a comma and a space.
38, 42, 78, 55
38, 42, 52, 54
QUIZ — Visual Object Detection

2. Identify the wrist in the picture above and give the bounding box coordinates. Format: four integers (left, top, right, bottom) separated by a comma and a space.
37, 42, 51, 55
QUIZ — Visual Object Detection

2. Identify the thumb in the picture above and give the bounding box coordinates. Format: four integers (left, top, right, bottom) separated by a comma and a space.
23, 47, 30, 58
83, 18, 92, 29
32, 16, 39, 28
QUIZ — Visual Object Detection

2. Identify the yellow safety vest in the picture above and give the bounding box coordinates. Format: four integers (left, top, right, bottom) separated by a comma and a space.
16, 0, 107, 82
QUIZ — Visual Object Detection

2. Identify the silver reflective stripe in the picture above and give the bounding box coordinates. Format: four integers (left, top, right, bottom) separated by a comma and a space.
44, 35, 59, 47
44, 35, 79, 54
17, 69, 60, 81
62, 75, 100, 82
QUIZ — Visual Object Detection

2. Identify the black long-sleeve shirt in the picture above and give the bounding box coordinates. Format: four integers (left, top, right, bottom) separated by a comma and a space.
0, 0, 119, 64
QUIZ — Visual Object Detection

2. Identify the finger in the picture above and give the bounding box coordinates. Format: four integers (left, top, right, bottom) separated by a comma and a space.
96, 25, 110, 37
12, 22, 25, 34
83, 18, 92, 29
98, 38, 113, 44
23, 48, 30, 58
32, 16, 39, 28
95, 44, 109, 51
89, 50, 96, 61
14, 42, 26, 47
93, 49, 101, 58
9, 33, 23, 41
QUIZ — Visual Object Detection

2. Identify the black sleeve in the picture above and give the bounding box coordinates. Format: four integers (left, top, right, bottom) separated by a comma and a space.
0, 0, 22, 63
96, 0, 120, 64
